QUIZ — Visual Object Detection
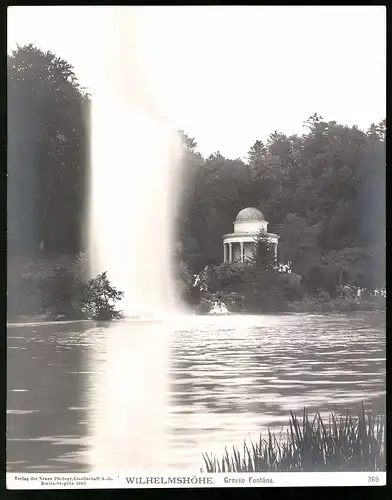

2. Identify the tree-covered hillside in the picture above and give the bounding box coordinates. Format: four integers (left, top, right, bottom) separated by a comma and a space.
177, 116, 385, 292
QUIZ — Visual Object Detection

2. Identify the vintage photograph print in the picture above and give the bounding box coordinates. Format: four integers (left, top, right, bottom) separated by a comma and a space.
7, 5, 386, 490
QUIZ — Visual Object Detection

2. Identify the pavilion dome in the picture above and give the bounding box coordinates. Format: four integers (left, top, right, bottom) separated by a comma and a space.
235, 207, 265, 223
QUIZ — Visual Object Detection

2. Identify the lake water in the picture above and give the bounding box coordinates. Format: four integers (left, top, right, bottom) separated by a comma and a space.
7, 312, 385, 473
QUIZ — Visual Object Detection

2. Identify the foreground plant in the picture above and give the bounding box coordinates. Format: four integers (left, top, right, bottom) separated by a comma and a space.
202, 405, 385, 472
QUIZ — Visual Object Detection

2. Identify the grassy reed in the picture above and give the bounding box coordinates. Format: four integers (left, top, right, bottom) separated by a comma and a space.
202, 405, 385, 472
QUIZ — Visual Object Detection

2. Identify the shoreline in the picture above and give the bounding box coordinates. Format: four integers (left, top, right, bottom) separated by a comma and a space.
7, 309, 385, 327
7, 319, 95, 327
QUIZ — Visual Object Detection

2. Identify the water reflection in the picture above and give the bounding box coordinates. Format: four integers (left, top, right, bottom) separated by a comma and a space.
87, 321, 171, 473
7, 312, 385, 472
165, 313, 385, 465
7, 321, 92, 471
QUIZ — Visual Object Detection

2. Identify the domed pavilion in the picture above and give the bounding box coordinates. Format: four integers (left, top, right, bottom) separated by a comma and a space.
222, 207, 279, 263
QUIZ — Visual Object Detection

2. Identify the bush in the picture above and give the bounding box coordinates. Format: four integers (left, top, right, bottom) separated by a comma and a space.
193, 252, 385, 315
174, 260, 200, 305
287, 294, 386, 313
8, 256, 82, 320
240, 270, 288, 313
8, 274, 44, 318
197, 263, 308, 314
7, 254, 125, 322
218, 291, 243, 312
202, 405, 385, 472
204, 263, 249, 293
39, 266, 85, 319
82, 271, 124, 320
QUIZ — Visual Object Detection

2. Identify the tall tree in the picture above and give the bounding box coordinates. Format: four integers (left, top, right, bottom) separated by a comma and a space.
252, 230, 276, 272
8, 44, 90, 256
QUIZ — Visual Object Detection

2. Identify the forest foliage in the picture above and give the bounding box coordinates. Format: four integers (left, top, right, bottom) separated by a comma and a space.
7, 44, 385, 317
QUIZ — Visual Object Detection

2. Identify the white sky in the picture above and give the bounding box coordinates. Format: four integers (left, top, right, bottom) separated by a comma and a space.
7, 6, 386, 159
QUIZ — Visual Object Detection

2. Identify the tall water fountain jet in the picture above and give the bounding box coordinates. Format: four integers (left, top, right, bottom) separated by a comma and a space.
89, 8, 181, 318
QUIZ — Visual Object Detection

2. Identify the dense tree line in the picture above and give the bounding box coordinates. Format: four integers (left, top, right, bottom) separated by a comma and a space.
7, 45, 385, 317
177, 116, 385, 293
8, 44, 90, 256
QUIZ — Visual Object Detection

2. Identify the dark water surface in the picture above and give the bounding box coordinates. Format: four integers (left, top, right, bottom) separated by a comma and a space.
7, 312, 385, 473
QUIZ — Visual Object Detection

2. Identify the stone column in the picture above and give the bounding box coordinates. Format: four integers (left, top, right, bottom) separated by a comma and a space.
240, 242, 244, 263
274, 243, 278, 261
229, 242, 233, 263
223, 242, 227, 263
